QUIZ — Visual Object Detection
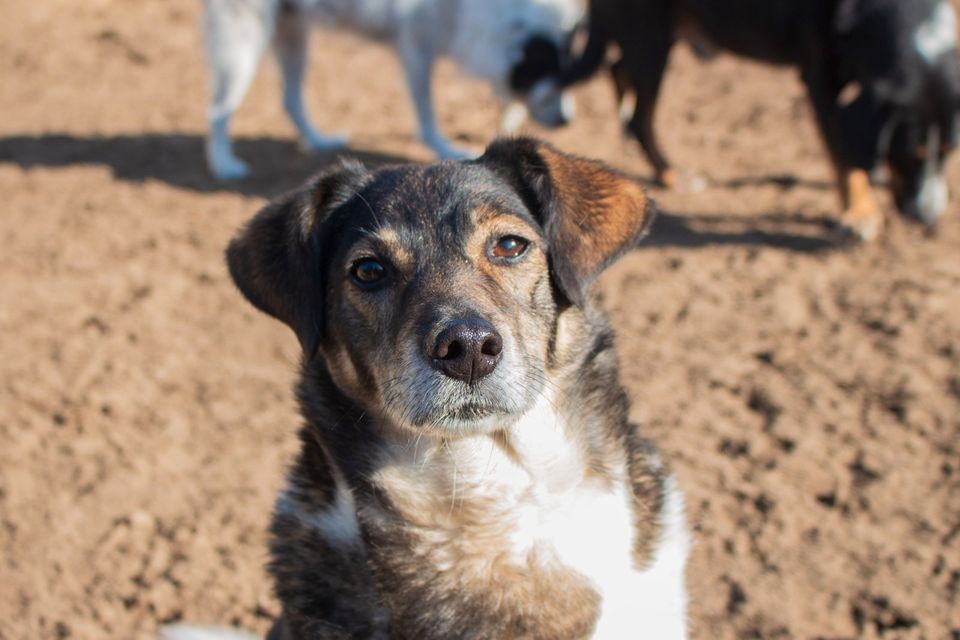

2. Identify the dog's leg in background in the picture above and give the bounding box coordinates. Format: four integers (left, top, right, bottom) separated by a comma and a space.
160, 625, 259, 640
801, 57, 884, 241
203, 0, 276, 180
618, 24, 677, 189
274, 6, 349, 154
397, 36, 474, 160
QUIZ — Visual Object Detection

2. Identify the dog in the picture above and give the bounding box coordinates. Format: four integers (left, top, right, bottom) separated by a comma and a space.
197, 138, 692, 639
202, 0, 582, 180
561, 0, 960, 240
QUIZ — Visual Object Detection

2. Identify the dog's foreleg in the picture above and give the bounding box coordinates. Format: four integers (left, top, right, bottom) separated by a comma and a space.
619, 30, 677, 189
270, 495, 391, 640
204, 0, 275, 180
837, 168, 884, 241
802, 59, 884, 240
274, 8, 348, 154
398, 37, 474, 160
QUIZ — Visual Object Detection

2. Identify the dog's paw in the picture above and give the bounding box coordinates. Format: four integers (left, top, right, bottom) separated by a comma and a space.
663, 168, 707, 193
159, 625, 259, 640
209, 153, 250, 181
840, 208, 885, 242
427, 138, 478, 161
657, 168, 680, 190
301, 131, 350, 153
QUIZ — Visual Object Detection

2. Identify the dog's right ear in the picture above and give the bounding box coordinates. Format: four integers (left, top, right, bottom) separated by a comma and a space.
226, 160, 369, 356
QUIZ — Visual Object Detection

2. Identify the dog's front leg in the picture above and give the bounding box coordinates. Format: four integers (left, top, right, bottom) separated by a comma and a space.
397, 37, 475, 160
204, 0, 276, 180
618, 27, 678, 189
801, 58, 884, 241
274, 8, 349, 154
270, 511, 391, 640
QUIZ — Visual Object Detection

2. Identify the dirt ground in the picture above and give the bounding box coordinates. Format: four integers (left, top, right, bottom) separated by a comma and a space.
2, 0, 959, 638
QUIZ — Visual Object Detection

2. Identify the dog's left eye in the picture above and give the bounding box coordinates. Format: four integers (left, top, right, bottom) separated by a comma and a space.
351, 258, 388, 287
490, 236, 530, 261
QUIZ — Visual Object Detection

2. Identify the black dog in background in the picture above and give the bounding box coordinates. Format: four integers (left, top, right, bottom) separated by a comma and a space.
563, 0, 960, 240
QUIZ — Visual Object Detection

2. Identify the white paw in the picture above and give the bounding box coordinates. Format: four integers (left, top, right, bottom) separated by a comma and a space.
301, 131, 350, 153
209, 152, 250, 181
159, 625, 258, 640
431, 141, 477, 161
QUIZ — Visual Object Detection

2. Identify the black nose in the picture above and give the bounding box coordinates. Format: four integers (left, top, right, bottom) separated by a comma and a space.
429, 319, 503, 384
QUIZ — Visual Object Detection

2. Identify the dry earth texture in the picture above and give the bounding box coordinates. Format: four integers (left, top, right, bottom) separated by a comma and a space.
1, 1, 959, 638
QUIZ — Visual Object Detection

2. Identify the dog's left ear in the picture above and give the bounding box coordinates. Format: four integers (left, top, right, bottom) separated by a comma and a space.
480, 137, 656, 307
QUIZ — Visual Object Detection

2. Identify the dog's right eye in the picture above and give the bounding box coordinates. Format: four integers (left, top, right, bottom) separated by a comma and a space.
350, 258, 388, 287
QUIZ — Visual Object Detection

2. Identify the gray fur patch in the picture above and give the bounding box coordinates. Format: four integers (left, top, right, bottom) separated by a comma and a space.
915, 1, 957, 63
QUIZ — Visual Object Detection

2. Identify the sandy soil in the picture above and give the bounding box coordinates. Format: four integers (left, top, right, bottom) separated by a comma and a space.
2, 1, 959, 638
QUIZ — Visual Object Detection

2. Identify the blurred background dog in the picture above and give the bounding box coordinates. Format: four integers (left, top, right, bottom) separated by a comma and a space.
203, 0, 581, 179
563, 0, 960, 240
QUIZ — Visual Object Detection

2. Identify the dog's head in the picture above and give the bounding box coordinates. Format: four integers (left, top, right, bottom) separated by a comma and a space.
227, 139, 654, 437
509, 33, 576, 128
455, 0, 582, 128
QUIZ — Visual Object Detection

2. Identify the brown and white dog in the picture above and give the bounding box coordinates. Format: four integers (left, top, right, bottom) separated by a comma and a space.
180, 138, 690, 639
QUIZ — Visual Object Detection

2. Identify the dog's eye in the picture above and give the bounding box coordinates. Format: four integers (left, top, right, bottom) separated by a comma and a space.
490, 236, 530, 261
351, 258, 387, 287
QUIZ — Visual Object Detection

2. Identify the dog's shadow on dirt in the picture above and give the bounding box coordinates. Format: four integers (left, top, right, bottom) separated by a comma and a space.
644, 210, 849, 253
1, 132, 848, 252
0, 133, 413, 199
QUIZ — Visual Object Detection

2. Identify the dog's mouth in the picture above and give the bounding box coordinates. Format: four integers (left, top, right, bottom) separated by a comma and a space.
381, 373, 537, 436
408, 397, 522, 435
447, 402, 500, 421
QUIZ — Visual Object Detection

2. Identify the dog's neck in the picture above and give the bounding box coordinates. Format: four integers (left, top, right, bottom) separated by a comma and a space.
395, 390, 603, 490
361, 390, 626, 536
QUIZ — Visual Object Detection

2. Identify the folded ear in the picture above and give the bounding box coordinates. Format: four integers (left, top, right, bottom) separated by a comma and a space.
225, 160, 369, 356
479, 137, 656, 307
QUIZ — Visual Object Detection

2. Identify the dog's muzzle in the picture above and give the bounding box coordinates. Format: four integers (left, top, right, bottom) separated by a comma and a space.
526, 78, 575, 128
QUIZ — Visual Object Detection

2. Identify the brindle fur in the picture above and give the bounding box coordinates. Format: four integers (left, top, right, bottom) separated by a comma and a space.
227, 138, 685, 639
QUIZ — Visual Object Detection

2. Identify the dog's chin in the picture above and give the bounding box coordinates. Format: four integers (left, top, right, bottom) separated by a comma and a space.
385, 395, 533, 438
428, 404, 522, 436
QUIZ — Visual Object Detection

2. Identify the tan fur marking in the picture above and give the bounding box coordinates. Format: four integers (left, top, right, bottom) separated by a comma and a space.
658, 167, 679, 190
539, 146, 654, 287
840, 168, 884, 241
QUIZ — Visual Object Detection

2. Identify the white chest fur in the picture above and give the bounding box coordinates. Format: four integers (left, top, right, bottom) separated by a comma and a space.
444, 396, 691, 639
504, 469, 690, 639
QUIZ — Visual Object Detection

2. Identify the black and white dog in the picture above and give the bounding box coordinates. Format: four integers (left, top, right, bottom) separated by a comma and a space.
203, 0, 581, 179
563, 0, 960, 239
